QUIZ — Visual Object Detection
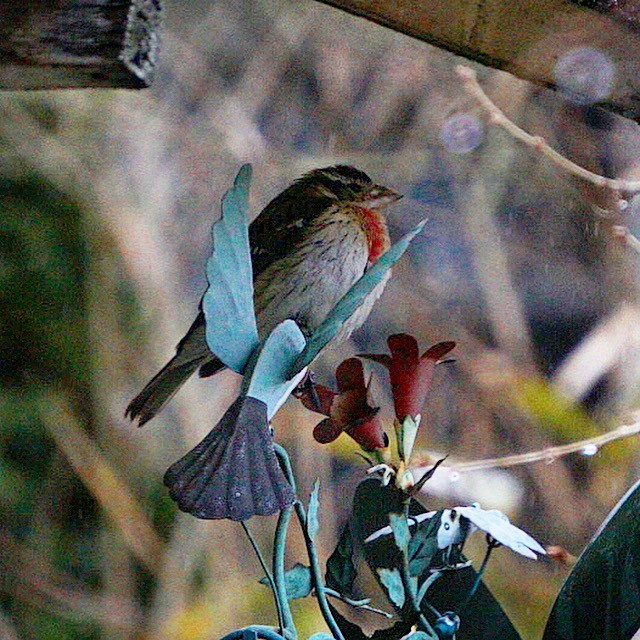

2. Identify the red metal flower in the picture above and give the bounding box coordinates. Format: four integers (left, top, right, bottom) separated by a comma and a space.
294, 358, 388, 451
361, 334, 455, 421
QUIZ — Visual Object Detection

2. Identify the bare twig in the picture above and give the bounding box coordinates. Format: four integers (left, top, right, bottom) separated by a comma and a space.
456, 65, 640, 195
415, 419, 640, 474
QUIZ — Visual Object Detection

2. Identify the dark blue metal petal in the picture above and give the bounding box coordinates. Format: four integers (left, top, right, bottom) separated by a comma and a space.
163, 395, 294, 521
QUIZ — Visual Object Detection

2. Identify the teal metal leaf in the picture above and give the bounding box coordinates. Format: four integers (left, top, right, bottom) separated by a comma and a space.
326, 523, 357, 597
307, 634, 335, 640
289, 219, 427, 376
377, 568, 406, 609
242, 319, 307, 419
203, 164, 259, 373
259, 563, 313, 600
543, 478, 640, 640
288, 565, 312, 600
398, 415, 420, 463
307, 479, 320, 540
408, 514, 441, 578
389, 512, 411, 554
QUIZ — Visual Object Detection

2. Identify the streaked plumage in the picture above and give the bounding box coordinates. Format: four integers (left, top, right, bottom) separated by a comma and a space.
126, 165, 401, 426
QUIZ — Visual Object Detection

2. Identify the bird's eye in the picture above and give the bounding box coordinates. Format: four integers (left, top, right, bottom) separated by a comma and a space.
444, 522, 450, 530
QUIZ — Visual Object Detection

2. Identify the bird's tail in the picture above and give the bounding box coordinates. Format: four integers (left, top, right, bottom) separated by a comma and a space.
126, 355, 207, 427
163, 395, 295, 521
126, 311, 227, 425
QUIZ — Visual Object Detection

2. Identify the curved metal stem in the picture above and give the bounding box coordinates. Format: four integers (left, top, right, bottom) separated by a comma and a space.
400, 499, 438, 638
272, 445, 297, 638
274, 444, 344, 640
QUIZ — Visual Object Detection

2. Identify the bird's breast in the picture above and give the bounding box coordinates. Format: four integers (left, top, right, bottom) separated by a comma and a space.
253, 212, 375, 340
353, 205, 390, 264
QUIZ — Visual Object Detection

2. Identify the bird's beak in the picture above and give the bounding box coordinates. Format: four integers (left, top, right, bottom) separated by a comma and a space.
384, 186, 403, 201
368, 186, 404, 209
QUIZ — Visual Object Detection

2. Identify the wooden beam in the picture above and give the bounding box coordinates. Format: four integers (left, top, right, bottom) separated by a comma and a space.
0, 0, 162, 90
317, 0, 640, 122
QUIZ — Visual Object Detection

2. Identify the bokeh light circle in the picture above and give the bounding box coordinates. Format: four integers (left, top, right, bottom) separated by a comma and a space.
440, 113, 484, 153
553, 46, 615, 104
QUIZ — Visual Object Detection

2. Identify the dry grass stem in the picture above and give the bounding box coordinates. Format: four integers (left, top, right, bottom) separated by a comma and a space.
38, 394, 164, 574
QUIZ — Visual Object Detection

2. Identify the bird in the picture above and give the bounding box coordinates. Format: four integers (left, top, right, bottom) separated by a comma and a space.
126, 165, 403, 427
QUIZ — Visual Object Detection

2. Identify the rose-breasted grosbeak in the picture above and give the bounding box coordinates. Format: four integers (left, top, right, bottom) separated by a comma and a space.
126, 165, 402, 427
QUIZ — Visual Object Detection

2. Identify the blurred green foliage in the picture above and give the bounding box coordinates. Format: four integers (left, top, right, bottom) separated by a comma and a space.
0, 177, 88, 387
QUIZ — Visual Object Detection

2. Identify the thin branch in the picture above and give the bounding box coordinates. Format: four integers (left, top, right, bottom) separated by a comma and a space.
455, 65, 640, 195
452, 69, 536, 363
414, 419, 640, 474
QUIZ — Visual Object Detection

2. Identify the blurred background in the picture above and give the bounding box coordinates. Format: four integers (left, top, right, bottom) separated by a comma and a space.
2, 0, 640, 638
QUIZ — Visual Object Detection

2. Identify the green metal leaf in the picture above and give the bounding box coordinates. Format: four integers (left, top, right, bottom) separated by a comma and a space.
377, 568, 406, 609
289, 219, 427, 376
326, 523, 357, 596
260, 563, 312, 600
389, 512, 411, 554
398, 415, 420, 463
203, 164, 259, 373
408, 514, 441, 577
307, 479, 320, 540
543, 478, 640, 640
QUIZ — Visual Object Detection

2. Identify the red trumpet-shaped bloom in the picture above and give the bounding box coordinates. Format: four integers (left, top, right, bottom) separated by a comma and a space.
361, 334, 455, 421
295, 358, 388, 452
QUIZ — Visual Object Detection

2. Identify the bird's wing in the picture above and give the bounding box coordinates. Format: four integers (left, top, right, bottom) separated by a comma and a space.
203, 164, 259, 373
242, 319, 307, 419
289, 218, 428, 376
248, 184, 336, 276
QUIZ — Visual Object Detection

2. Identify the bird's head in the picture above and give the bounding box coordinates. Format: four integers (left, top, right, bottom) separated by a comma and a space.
300, 165, 403, 210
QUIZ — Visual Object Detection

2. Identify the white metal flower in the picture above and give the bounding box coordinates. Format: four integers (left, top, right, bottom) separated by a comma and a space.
365, 504, 546, 560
